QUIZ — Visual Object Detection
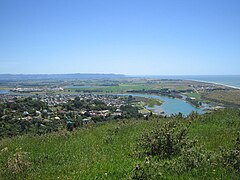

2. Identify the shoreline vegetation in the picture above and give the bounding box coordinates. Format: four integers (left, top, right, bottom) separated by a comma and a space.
146, 98, 163, 107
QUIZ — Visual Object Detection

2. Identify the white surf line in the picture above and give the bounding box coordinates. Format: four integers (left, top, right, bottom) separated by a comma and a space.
185, 79, 240, 90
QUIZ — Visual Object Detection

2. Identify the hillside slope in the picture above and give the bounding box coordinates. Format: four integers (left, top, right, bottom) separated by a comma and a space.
0, 109, 240, 179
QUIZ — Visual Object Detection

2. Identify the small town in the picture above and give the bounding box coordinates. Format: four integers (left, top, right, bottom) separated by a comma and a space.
0, 92, 145, 137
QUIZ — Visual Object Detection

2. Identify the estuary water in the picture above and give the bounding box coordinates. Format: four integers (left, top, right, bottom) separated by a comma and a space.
0, 90, 9, 94
117, 93, 208, 116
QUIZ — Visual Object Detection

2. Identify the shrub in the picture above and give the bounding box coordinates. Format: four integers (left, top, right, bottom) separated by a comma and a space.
136, 121, 189, 159
171, 141, 210, 173
130, 157, 162, 179
221, 131, 240, 172
7, 148, 31, 175
134, 120, 213, 177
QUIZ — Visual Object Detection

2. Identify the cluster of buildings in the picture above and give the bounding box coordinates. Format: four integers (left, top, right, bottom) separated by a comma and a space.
11, 87, 64, 93
40, 94, 69, 106
81, 94, 126, 108
39, 93, 127, 107
0, 93, 129, 123
189, 84, 228, 92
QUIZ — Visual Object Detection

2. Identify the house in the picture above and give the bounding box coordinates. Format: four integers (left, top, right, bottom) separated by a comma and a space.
36, 111, 41, 116
82, 118, 92, 124
54, 116, 60, 120
23, 111, 29, 116
112, 112, 122, 116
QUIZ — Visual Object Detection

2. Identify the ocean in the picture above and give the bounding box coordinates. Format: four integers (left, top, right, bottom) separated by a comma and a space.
179, 75, 240, 89
146, 75, 240, 89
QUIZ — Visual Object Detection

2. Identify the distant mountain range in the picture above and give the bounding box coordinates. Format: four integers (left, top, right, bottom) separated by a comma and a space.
0, 73, 126, 80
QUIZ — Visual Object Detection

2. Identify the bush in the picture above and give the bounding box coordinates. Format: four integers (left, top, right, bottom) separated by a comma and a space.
130, 157, 162, 179
171, 141, 210, 173
136, 121, 189, 159
134, 120, 213, 177
221, 131, 240, 172
6, 148, 31, 176
1, 147, 31, 178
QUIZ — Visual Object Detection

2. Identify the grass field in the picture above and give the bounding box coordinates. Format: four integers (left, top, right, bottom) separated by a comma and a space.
0, 109, 240, 179
203, 90, 240, 106
184, 92, 201, 99
65, 84, 152, 93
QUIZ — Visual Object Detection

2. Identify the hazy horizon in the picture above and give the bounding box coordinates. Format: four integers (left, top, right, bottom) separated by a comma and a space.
0, 73, 240, 76
1, 0, 240, 75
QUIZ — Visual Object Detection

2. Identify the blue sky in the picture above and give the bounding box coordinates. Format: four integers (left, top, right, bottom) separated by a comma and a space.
0, 0, 240, 75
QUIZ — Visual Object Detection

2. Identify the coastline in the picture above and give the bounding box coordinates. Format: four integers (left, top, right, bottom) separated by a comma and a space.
186, 79, 240, 90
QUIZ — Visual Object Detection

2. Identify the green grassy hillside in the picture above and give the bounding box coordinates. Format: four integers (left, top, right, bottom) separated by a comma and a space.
0, 109, 240, 179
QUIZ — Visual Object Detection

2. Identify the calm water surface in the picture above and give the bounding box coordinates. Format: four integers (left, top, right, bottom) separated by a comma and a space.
117, 93, 208, 116
0, 90, 9, 94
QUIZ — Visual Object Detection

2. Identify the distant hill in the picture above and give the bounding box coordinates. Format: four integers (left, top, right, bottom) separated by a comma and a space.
0, 73, 126, 80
